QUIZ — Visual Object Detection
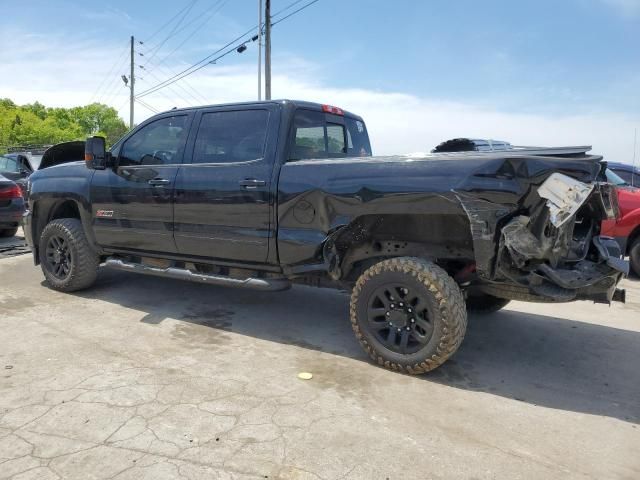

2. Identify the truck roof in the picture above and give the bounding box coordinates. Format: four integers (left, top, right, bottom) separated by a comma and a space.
164, 99, 364, 121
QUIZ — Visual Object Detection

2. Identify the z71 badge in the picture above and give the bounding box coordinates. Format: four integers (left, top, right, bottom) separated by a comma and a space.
95, 210, 114, 218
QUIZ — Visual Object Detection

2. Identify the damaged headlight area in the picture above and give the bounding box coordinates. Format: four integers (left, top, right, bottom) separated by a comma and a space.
492, 173, 628, 304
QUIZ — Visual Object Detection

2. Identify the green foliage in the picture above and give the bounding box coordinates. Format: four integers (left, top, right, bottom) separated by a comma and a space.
0, 99, 129, 153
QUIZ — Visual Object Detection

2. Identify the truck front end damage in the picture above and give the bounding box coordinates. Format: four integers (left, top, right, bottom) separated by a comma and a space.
463, 163, 628, 304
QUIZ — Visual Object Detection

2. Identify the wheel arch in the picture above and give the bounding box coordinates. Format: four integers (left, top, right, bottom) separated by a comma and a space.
324, 213, 475, 281
32, 197, 100, 264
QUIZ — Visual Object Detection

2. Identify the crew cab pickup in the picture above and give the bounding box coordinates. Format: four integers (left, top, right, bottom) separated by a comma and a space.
23, 100, 628, 374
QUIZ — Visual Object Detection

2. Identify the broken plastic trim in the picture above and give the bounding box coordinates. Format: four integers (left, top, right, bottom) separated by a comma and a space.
537, 173, 594, 227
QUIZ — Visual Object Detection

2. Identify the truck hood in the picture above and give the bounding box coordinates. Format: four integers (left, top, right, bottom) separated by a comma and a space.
39, 141, 85, 170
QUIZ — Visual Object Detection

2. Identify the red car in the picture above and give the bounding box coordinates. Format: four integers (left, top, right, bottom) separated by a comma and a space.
601, 169, 640, 276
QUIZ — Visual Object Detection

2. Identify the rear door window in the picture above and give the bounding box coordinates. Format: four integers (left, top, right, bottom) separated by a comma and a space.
289, 110, 347, 161
326, 124, 346, 154
288, 109, 371, 161
192, 110, 269, 164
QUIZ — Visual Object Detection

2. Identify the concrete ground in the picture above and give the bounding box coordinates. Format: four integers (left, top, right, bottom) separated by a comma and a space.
1, 253, 639, 480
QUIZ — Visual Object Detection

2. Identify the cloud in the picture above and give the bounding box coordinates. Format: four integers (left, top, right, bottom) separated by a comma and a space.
601, 0, 640, 17
82, 7, 132, 22
1, 30, 638, 164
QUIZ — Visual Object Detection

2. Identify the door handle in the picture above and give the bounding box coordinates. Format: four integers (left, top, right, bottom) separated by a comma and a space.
239, 178, 266, 188
148, 178, 170, 186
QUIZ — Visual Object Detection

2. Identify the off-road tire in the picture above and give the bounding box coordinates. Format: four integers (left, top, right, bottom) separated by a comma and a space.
630, 237, 640, 277
350, 257, 467, 374
39, 218, 99, 292
466, 294, 511, 314
0, 227, 18, 238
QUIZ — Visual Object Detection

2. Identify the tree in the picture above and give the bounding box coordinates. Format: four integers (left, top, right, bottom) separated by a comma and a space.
0, 98, 128, 153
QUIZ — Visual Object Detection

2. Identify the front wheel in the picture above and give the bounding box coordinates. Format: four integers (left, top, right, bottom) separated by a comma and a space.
39, 218, 99, 292
350, 257, 467, 374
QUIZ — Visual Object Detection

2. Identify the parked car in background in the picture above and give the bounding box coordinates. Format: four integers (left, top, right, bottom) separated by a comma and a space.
607, 162, 640, 187
0, 174, 25, 238
0, 153, 35, 195
601, 169, 640, 276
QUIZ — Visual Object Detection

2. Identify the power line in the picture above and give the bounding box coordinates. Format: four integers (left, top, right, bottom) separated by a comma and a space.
135, 97, 160, 114
136, 0, 322, 99
138, 65, 197, 106
143, 0, 199, 67
272, 0, 320, 26
151, 0, 229, 72
90, 41, 130, 104
137, 0, 229, 104
136, 27, 256, 98
136, 34, 256, 99
143, 0, 199, 45
272, 0, 308, 20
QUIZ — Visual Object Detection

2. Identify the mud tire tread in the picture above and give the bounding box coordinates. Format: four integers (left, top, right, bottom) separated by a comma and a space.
39, 218, 99, 292
350, 257, 467, 374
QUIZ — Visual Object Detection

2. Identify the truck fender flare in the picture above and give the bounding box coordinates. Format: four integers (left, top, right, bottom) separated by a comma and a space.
34, 197, 102, 256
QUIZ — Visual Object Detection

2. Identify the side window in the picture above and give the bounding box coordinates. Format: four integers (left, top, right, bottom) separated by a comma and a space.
289, 110, 347, 161
326, 124, 346, 154
120, 115, 187, 166
345, 117, 372, 156
293, 125, 325, 159
193, 110, 269, 164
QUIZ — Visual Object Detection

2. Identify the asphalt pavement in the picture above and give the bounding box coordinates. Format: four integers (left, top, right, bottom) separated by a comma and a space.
1, 250, 639, 479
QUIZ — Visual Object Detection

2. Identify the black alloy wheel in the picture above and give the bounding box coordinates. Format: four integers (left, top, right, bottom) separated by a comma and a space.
45, 234, 72, 279
367, 284, 435, 354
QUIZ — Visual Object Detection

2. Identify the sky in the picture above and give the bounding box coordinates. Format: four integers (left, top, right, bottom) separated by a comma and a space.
1, 0, 639, 162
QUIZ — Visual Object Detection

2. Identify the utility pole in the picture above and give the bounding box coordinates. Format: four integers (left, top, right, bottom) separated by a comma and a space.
265, 0, 271, 100
258, 0, 262, 101
129, 35, 135, 129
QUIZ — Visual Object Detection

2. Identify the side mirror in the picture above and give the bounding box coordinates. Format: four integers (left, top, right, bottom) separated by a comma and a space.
19, 169, 29, 177
85, 136, 107, 170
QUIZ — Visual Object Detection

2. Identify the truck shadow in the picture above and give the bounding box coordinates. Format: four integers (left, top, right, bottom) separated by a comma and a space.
76, 269, 640, 425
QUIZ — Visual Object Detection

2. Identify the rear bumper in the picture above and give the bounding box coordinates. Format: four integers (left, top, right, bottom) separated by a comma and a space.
486, 236, 628, 304
0, 198, 25, 229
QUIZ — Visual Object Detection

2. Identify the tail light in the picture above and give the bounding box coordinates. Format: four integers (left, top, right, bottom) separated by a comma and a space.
0, 184, 23, 200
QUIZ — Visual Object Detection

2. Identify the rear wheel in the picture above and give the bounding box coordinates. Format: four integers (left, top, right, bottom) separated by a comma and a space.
350, 257, 467, 374
630, 237, 640, 277
39, 218, 99, 292
0, 227, 18, 238
466, 294, 511, 314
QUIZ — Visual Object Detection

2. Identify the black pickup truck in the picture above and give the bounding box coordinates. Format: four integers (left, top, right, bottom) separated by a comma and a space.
24, 100, 628, 374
